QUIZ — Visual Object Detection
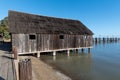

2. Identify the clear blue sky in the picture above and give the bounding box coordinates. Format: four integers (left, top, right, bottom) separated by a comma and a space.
0, 0, 120, 37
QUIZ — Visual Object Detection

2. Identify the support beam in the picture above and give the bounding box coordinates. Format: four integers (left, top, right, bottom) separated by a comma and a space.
67, 50, 70, 56
37, 52, 40, 58
53, 51, 56, 56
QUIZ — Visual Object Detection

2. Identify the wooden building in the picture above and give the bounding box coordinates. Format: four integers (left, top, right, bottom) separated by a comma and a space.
8, 10, 93, 57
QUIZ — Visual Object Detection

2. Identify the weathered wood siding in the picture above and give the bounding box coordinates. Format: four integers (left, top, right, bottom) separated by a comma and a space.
37, 34, 93, 51
12, 34, 93, 53
12, 34, 36, 53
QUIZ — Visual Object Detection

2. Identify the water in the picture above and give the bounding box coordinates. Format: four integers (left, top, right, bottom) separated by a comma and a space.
40, 42, 120, 80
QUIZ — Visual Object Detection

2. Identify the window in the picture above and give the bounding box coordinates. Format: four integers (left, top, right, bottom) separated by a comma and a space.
59, 35, 64, 39
29, 34, 36, 40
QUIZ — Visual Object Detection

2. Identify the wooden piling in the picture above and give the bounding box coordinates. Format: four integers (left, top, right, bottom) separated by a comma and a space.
19, 58, 32, 80
67, 50, 70, 56
88, 48, 90, 53
37, 52, 40, 58
76, 49, 78, 53
53, 51, 56, 56
95, 38, 98, 43
81, 48, 84, 53
103, 37, 106, 42
94, 37, 120, 43
13, 47, 18, 59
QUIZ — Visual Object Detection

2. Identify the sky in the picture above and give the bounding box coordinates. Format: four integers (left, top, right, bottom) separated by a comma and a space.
0, 0, 120, 37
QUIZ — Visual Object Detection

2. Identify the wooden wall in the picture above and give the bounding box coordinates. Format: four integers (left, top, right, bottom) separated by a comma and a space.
12, 34, 93, 54
12, 34, 36, 53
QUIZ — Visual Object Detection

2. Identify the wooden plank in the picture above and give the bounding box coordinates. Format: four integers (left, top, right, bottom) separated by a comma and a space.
0, 57, 8, 80
7, 60, 14, 80
0, 51, 16, 80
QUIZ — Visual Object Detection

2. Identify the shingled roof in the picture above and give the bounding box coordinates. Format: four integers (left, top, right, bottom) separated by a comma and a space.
8, 10, 93, 35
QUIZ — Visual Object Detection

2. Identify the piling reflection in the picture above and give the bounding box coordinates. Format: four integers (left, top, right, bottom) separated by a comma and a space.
66, 52, 93, 80
50, 50, 93, 80
41, 50, 94, 80
53, 55, 56, 61
79, 52, 92, 67
94, 37, 120, 46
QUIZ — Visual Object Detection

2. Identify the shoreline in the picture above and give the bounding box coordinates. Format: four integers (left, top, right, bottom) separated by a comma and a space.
18, 56, 71, 80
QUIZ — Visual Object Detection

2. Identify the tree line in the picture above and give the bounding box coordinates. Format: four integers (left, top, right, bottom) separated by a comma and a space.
0, 17, 10, 39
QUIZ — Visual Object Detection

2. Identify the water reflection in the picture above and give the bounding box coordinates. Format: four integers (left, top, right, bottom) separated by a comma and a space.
41, 51, 93, 80
41, 42, 120, 80
53, 55, 56, 61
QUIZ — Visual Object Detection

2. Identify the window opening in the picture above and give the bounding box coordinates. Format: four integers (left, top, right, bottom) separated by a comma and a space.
29, 34, 36, 40
59, 35, 64, 39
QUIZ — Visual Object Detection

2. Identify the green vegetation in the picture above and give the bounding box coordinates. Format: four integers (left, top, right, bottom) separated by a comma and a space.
0, 17, 10, 39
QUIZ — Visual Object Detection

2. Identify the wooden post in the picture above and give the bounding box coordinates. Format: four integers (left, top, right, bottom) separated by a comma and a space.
53, 51, 56, 56
107, 38, 109, 42
67, 50, 70, 56
88, 48, 90, 53
98, 37, 101, 43
37, 52, 40, 58
74, 49, 78, 53
95, 38, 98, 43
81, 48, 84, 53
103, 37, 105, 43
115, 37, 117, 42
13, 47, 17, 59
76, 49, 79, 53
19, 58, 32, 80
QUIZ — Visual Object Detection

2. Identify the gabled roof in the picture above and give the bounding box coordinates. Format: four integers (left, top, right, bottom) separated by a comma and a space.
8, 10, 93, 35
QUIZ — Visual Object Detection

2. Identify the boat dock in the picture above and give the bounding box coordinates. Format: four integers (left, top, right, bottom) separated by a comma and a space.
0, 42, 16, 80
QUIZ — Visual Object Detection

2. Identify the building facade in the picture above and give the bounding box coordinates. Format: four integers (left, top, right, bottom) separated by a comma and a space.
8, 10, 93, 57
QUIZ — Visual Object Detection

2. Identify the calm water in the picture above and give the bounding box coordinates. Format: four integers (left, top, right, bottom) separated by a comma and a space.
40, 42, 120, 80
